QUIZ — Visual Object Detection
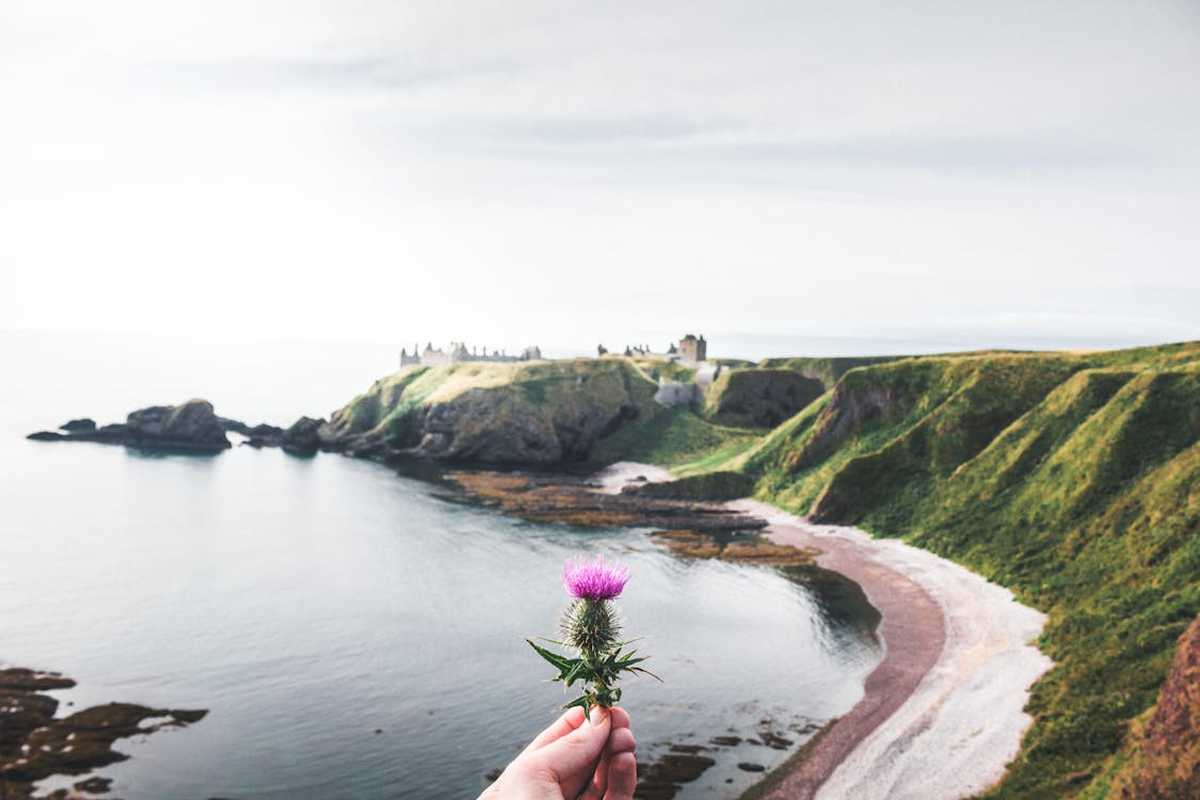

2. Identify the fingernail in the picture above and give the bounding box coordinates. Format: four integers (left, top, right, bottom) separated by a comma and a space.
587, 706, 610, 726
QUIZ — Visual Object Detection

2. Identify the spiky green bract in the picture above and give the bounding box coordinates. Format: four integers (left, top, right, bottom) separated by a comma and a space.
561, 598, 621, 655
527, 638, 658, 718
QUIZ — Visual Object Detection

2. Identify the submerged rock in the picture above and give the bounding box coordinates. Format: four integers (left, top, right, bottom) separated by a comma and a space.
0, 666, 205, 794
650, 529, 816, 565
448, 471, 768, 533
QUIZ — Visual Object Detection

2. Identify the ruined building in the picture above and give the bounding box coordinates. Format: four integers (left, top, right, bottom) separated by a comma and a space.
399, 342, 543, 368
678, 334, 707, 362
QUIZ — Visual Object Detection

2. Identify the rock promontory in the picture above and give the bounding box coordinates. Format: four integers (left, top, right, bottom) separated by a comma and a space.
27, 399, 233, 452
318, 360, 657, 464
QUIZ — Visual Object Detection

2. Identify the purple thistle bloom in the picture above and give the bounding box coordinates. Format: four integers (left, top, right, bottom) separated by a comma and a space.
563, 555, 630, 600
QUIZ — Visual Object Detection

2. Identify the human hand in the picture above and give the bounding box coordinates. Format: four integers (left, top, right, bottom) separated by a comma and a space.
480, 705, 637, 800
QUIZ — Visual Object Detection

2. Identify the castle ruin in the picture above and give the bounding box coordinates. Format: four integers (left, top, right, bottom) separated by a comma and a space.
677, 334, 707, 362
400, 342, 543, 369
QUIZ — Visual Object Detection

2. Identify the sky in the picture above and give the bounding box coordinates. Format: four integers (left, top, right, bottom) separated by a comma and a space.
3, 0, 1199, 357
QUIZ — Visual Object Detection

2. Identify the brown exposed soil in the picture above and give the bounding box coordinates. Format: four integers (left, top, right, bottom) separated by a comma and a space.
0, 667, 207, 799
1110, 613, 1200, 798
446, 471, 767, 532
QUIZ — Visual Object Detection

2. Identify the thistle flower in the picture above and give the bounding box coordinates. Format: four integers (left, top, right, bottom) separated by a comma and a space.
563, 555, 630, 601
528, 554, 658, 717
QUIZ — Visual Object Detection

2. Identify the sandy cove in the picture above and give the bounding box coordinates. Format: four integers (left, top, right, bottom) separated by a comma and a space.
728, 500, 1053, 800
548, 463, 1053, 798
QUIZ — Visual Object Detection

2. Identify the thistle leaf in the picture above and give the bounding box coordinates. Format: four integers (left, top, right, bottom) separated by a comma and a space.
627, 666, 664, 682
563, 660, 587, 687
527, 639, 574, 673
563, 694, 592, 720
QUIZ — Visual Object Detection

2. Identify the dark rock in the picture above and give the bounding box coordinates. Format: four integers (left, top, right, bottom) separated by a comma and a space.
0, 665, 205, 794
125, 400, 230, 451
27, 401, 231, 453
281, 416, 325, 456
760, 731, 794, 750
94, 424, 129, 442
217, 417, 251, 435
709, 736, 742, 746
218, 418, 284, 439
73, 776, 113, 793
737, 762, 766, 772
0, 668, 76, 691
645, 753, 715, 783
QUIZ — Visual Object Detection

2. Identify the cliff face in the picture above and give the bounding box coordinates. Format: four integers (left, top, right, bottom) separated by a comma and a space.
321, 359, 658, 464
1110, 615, 1200, 799
702, 368, 824, 428
725, 342, 1200, 798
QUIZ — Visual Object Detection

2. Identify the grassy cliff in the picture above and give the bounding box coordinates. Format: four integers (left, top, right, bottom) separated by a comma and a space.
756, 354, 909, 389
699, 342, 1200, 797
323, 358, 751, 466
322, 342, 1200, 794
702, 368, 826, 429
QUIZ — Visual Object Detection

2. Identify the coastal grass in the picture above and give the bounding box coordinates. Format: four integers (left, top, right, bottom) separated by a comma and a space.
629, 357, 697, 384
588, 405, 758, 468
755, 355, 909, 388
718, 342, 1200, 798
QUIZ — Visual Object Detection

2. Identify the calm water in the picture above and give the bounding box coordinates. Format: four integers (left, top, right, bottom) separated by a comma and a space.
0, 332, 880, 799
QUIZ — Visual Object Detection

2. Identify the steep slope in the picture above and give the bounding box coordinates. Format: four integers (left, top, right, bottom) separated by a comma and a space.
756, 355, 908, 389
715, 342, 1200, 797
1106, 614, 1200, 798
703, 368, 825, 428
320, 359, 652, 463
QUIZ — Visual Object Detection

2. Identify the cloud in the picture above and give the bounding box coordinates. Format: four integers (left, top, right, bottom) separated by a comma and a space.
134, 56, 520, 94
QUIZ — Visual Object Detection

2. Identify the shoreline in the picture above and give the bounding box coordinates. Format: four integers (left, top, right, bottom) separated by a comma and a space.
586, 463, 1053, 798
729, 499, 1053, 800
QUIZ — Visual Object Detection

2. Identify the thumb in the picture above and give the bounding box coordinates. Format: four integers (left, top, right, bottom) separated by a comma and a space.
538, 706, 612, 791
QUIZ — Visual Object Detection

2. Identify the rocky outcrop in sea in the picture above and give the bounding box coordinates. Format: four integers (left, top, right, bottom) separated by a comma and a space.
27, 399, 232, 452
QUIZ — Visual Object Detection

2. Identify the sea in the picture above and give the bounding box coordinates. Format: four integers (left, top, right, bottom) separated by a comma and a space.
0, 330, 889, 799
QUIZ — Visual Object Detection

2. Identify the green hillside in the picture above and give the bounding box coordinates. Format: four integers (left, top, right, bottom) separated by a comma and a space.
700, 342, 1200, 797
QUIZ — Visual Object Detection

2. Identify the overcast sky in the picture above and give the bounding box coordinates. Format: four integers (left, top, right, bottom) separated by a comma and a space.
3, 0, 1198, 355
